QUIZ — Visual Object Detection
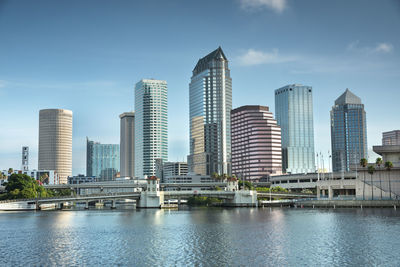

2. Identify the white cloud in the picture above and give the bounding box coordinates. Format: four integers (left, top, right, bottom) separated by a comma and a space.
374, 43, 393, 53
236, 48, 297, 66
0, 80, 6, 88
239, 0, 287, 13
347, 41, 394, 54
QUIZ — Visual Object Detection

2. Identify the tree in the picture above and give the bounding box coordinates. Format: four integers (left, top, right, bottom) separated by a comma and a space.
385, 161, 393, 200
376, 157, 383, 200
367, 165, 375, 200
360, 158, 367, 200
2, 173, 55, 200
211, 172, 219, 180
8, 168, 14, 174
4, 173, 39, 199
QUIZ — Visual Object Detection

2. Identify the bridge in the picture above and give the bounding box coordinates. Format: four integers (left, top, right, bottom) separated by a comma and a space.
0, 179, 317, 210
38, 192, 141, 209
44, 181, 230, 195
257, 192, 316, 199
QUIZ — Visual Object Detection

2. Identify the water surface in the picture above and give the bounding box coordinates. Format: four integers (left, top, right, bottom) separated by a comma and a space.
1, 207, 399, 266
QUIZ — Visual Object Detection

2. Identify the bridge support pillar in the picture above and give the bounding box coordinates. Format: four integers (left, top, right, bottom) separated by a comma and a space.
85, 201, 89, 209
225, 190, 258, 207
137, 192, 164, 208
316, 186, 321, 199
111, 200, 116, 209
328, 186, 333, 200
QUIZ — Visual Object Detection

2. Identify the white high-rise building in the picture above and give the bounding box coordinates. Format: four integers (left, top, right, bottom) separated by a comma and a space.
134, 79, 168, 178
38, 109, 72, 184
120, 112, 135, 178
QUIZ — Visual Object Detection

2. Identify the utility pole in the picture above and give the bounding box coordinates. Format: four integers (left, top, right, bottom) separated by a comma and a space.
317, 153, 320, 181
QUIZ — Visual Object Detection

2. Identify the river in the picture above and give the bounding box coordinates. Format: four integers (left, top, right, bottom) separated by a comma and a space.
1, 207, 399, 266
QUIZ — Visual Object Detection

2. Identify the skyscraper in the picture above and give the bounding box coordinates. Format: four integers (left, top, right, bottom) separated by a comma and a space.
86, 138, 120, 181
120, 112, 135, 178
331, 89, 367, 172
134, 79, 168, 178
188, 47, 232, 175
231, 105, 282, 181
275, 84, 315, 174
38, 109, 72, 184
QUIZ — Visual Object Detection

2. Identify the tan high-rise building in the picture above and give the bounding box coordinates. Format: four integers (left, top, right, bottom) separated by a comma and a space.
38, 109, 72, 184
120, 112, 135, 178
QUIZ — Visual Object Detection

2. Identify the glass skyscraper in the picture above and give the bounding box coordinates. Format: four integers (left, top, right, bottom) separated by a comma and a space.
134, 79, 168, 178
331, 89, 367, 172
188, 47, 232, 175
275, 84, 315, 174
86, 138, 120, 181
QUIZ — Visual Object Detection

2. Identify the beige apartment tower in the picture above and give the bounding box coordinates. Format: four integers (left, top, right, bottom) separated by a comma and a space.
38, 109, 73, 184
120, 112, 135, 178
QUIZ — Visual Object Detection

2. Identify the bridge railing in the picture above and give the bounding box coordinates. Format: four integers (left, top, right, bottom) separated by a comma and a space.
0, 192, 141, 203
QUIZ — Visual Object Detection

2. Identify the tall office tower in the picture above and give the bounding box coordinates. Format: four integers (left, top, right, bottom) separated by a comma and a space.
275, 84, 315, 174
134, 79, 168, 178
38, 109, 72, 184
231, 106, 282, 181
86, 138, 120, 181
120, 112, 135, 178
331, 89, 367, 172
382, 130, 400, 146
22, 146, 29, 171
188, 47, 232, 175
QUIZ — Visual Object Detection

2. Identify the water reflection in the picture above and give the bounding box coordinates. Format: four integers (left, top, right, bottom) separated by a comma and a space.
0, 208, 399, 266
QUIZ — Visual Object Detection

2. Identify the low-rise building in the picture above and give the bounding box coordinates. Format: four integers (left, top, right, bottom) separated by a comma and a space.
155, 159, 188, 182
162, 174, 215, 191
68, 175, 98, 184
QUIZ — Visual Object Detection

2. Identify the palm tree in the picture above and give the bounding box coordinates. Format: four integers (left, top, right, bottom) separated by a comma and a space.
360, 158, 367, 200
376, 157, 383, 200
385, 161, 393, 200
367, 165, 375, 200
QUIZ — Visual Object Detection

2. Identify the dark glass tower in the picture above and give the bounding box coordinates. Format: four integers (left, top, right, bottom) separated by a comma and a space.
188, 47, 232, 175
331, 89, 367, 172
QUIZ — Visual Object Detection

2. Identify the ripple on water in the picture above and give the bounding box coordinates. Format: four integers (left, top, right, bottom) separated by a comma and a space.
0, 208, 399, 266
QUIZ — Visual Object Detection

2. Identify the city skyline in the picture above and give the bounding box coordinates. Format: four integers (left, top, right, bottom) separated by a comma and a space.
1, 0, 399, 174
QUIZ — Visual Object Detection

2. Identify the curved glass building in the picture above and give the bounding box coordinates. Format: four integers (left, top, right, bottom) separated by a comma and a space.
275, 84, 315, 174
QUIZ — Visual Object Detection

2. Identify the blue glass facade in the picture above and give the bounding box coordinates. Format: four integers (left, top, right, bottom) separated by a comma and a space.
86, 138, 120, 181
275, 84, 315, 174
331, 89, 367, 172
188, 47, 232, 175
134, 79, 168, 178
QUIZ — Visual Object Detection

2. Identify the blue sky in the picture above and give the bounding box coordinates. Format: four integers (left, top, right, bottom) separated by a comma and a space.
0, 0, 399, 174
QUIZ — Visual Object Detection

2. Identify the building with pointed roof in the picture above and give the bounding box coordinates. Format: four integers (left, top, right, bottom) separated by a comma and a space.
188, 47, 232, 175
331, 89, 367, 172
335, 88, 362, 105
